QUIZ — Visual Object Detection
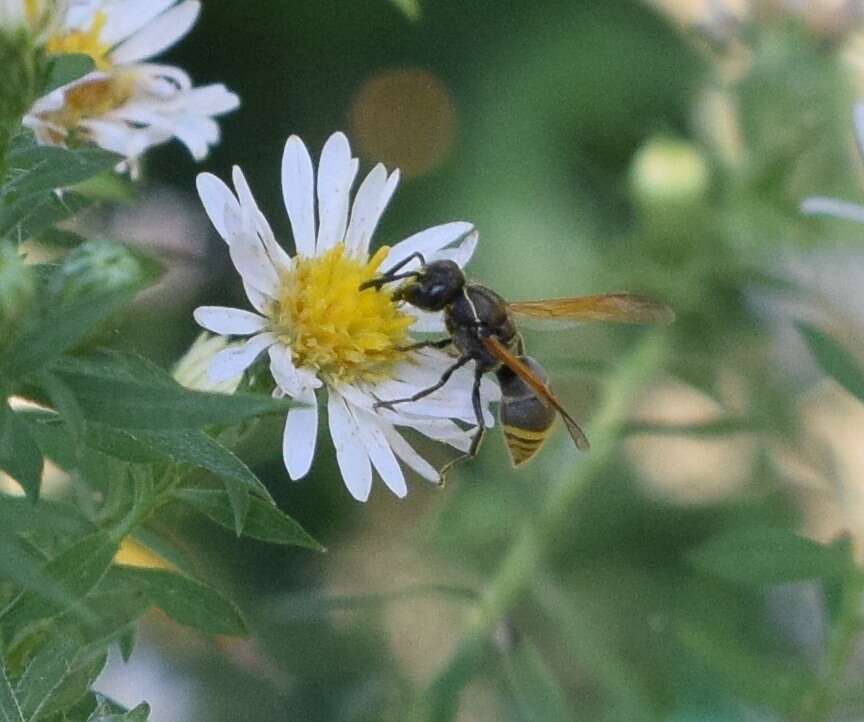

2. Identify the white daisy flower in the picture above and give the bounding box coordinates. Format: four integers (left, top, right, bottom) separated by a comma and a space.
802, 103, 864, 224
192, 132, 498, 501
24, 0, 238, 170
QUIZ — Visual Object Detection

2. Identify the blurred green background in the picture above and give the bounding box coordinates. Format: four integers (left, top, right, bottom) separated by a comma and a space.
80, 0, 864, 719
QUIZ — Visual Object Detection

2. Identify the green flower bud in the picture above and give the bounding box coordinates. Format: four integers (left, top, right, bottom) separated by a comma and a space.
0, 242, 35, 349
630, 136, 710, 212
49, 239, 145, 304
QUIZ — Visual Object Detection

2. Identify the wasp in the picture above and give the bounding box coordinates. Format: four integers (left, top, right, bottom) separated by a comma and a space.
360, 254, 674, 479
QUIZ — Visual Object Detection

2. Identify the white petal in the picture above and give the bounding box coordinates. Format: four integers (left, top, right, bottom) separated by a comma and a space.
383, 222, 476, 273
197, 172, 240, 241
328, 391, 372, 502
231, 166, 292, 274
431, 229, 478, 269
345, 165, 399, 257
354, 410, 407, 498
101, 0, 178, 46
316, 132, 358, 253
207, 332, 276, 382
283, 387, 319, 480
224, 206, 281, 298
193, 306, 268, 335
380, 425, 440, 483
110, 0, 200, 64
281, 136, 317, 257
801, 197, 864, 224
268, 345, 321, 397
405, 308, 446, 333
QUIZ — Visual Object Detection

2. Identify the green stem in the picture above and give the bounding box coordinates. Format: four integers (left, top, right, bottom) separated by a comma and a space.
798, 569, 864, 722
411, 332, 668, 721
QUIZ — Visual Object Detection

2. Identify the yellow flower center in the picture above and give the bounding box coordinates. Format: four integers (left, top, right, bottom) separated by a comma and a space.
40, 72, 135, 140
272, 243, 415, 385
45, 11, 112, 70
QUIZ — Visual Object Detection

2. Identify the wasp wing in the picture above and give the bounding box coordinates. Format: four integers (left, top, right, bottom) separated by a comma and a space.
508, 294, 675, 329
482, 335, 590, 451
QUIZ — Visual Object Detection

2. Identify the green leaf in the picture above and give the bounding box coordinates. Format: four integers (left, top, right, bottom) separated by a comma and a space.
798, 322, 864, 404
43, 54, 96, 93
687, 524, 850, 587
3, 146, 119, 202
504, 640, 577, 722
2, 289, 154, 382
0, 662, 24, 722
0, 191, 92, 243
34, 371, 85, 445
105, 566, 247, 637
52, 353, 294, 430
0, 531, 119, 632
88, 703, 150, 722
0, 406, 44, 502
14, 636, 106, 722
174, 488, 324, 551
0, 494, 94, 537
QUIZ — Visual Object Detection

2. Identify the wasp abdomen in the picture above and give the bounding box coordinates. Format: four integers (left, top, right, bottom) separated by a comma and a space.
497, 356, 556, 466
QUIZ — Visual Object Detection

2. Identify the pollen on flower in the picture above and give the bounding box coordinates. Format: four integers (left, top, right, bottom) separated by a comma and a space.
45, 11, 112, 69
272, 243, 415, 384
41, 73, 134, 141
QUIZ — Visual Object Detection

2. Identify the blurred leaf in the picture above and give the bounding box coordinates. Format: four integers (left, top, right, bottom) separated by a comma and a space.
687, 525, 849, 587
106, 566, 247, 637
0, 405, 43, 502
0, 191, 92, 244
118, 628, 135, 664
620, 417, 761, 438
43, 54, 95, 93
0, 662, 24, 722
14, 640, 106, 722
504, 639, 576, 722
34, 371, 85, 445
174, 488, 324, 551
389, 0, 420, 19
0, 494, 94, 537
0, 531, 119, 632
798, 322, 864, 404
51, 353, 294, 431
676, 620, 813, 715
36, 228, 87, 249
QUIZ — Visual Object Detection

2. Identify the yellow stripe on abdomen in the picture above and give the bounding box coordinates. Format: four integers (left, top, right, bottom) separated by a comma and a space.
502, 424, 551, 466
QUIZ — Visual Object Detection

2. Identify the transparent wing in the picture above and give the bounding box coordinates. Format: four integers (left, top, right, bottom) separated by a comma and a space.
508, 294, 675, 329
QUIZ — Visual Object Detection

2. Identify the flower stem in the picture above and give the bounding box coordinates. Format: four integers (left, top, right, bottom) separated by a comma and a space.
411, 332, 668, 721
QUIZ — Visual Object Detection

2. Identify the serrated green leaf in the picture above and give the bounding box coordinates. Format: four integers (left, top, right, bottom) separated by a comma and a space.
798, 322, 864, 404
504, 640, 576, 722
0, 662, 24, 722
0, 531, 119, 632
687, 525, 850, 587
0, 406, 44, 502
51, 355, 294, 431
106, 566, 247, 637
43, 54, 95, 93
174, 488, 324, 551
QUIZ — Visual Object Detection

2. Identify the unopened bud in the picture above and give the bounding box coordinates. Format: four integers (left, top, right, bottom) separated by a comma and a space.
173, 332, 243, 394
630, 136, 710, 212
49, 239, 145, 304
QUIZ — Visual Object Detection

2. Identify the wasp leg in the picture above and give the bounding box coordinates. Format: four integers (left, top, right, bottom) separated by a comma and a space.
374, 354, 471, 411
438, 365, 486, 486
396, 337, 453, 352
359, 252, 426, 291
